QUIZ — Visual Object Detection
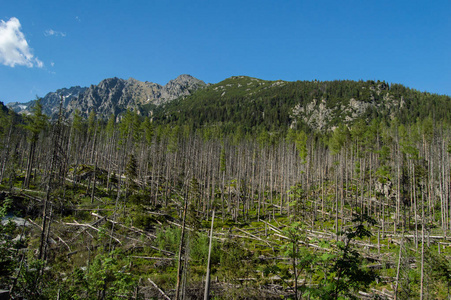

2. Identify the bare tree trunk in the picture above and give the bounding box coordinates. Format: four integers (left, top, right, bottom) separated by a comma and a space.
204, 210, 215, 300
394, 234, 404, 300
335, 157, 339, 241
420, 187, 425, 300
221, 171, 225, 221
23, 141, 36, 188
175, 194, 188, 300
91, 159, 97, 204
0, 116, 14, 184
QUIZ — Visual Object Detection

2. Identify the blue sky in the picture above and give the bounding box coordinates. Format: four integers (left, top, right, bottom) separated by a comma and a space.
1, 0, 450, 103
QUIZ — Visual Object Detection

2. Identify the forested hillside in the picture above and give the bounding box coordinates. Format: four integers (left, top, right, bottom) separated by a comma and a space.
156, 76, 451, 135
1, 78, 451, 299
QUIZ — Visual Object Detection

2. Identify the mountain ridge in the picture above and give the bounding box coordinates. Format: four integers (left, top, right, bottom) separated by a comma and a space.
7, 75, 451, 133
7, 74, 206, 119
156, 76, 448, 133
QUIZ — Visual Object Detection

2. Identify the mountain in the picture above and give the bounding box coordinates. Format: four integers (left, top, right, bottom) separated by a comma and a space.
156, 76, 451, 133
8, 74, 206, 119
7, 74, 451, 133
8, 86, 87, 116
65, 74, 206, 119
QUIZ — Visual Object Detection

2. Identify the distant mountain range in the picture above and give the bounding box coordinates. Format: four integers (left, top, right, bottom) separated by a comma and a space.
7, 75, 451, 132
8, 86, 87, 117
7, 74, 206, 119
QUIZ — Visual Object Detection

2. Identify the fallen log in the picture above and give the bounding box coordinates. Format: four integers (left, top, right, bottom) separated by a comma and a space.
91, 212, 157, 238
64, 221, 122, 244
147, 278, 171, 300
131, 256, 174, 260
235, 227, 274, 248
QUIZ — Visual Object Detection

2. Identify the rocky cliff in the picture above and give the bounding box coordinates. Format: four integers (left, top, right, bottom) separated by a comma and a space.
8, 74, 206, 119
66, 74, 205, 118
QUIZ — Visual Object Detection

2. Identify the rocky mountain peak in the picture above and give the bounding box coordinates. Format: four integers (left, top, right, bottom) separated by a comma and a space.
96, 77, 125, 90
172, 74, 201, 83
65, 75, 205, 118
160, 74, 206, 103
7, 75, 206, 119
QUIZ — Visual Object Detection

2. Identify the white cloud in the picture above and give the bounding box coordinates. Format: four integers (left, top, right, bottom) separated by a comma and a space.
44, 29, 66, 37
0, 17, 43, 68
50, 61, 54, 67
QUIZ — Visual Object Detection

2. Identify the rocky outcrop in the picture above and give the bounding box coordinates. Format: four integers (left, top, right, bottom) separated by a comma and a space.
289, 83, 403, 132
8, 75, 206, 119
160, 74, 206, 104
65, 74, 205, 118
291, 99, 334, 131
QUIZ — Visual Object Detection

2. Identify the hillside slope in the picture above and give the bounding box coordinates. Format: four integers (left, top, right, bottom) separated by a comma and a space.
155, 76, 451, 133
